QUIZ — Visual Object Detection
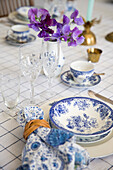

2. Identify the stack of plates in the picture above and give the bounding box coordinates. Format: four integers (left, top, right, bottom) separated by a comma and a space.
17, 6, 31, 19
49, 97, 113, 144
8, 6, 34, 24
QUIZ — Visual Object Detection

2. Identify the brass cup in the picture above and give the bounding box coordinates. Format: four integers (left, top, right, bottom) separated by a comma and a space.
87, 48, 102, 63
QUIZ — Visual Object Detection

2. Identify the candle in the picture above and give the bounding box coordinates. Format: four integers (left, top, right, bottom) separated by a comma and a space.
86, 0, 94, 22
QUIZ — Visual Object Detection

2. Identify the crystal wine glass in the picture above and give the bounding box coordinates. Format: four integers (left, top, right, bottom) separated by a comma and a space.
19, 41, 42, 105
1, 71, 20, 117
42, 37, 60, 97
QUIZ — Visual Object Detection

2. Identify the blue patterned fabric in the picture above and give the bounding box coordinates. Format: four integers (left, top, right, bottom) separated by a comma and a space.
17, 106, 90, 170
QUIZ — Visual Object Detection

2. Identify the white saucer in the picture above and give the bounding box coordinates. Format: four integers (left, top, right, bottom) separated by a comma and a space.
41, 98, 113, 158
8, 11, 29, 25
61, 70, 101, 88
5, 34, 36, 46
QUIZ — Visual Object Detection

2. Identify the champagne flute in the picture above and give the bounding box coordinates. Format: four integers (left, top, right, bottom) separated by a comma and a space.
19, 41, 42, 105
42, 37, 60, 97
1, 71, 20, 117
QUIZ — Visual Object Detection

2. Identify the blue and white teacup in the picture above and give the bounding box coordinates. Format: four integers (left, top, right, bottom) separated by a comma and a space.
8, 24, 30, 42
70, 61, 94, 83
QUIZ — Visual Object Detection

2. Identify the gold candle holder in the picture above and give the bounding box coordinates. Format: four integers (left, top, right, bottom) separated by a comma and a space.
81, 18, 101, 46
87, 48, 102, 63
105, 32, 113, 43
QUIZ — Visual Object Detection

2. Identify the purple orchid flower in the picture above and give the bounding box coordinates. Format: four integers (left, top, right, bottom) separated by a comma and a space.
74, 16, 84, 25
76, 36, 85, 44
28, 8, 38, 20
68, 39, 77, 47
71, 27, 83, 40
62, 25, 70, 35
37, 8, 50, 20
71, 9, 78, 19
71, 9, 84, 25
63, 15, 70, 25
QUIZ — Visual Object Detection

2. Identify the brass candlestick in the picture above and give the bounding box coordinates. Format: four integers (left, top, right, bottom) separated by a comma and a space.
81, 18, 101, 46
105, 32, 113, 43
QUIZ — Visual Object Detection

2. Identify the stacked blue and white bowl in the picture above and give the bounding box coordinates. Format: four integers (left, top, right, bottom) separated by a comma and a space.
49, 97, 113, 144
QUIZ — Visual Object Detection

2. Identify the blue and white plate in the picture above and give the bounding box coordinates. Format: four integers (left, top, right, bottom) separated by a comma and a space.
49, 119, 111, 144
49, 97, 113, 138
16, 6, 33, 18
61, 70, 101, 88
5, 34, 36, 46
8, 11, 29, 25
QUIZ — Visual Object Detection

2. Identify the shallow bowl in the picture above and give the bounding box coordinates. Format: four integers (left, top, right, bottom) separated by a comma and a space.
49, 97, 113, 138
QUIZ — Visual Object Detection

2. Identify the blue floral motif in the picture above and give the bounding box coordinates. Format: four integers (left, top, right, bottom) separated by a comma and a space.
53, 162, 58, 168
109, 112, 113, 120
42, 164, 48, 170
16, 164, 30, 170
46, 128, 73, 147
41, 155, 48, 161
31, 142, 40, 150
89, 75, 97, 82
54, 104, 68, 117
17, 105, 90, 170
92, 100, 99, 107
66, 114, 98, 132
96, 105, 109, 120
73, 100, 90, 110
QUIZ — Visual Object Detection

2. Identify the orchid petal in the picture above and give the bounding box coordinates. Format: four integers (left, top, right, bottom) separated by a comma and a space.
63, 15, 70, 24
70, 9, 78, 19
76, 36, 85, 44
62, 25, 70, 35
74, 17, 84, 25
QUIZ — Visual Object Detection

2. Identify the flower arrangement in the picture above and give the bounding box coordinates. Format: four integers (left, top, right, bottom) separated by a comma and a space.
28, 8, 84, 47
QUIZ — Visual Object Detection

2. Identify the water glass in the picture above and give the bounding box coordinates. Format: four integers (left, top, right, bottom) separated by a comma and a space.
1, 71, 20, 115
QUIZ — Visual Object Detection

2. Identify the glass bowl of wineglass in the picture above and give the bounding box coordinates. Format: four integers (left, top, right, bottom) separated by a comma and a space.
42, 37, 60, 97
19, 40, 43, 106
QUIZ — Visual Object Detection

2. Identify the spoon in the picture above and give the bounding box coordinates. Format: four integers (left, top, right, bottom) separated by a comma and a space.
93, 73, 105, 76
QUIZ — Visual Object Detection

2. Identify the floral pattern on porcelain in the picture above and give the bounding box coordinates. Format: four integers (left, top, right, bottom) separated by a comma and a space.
49, 97, 113, 137
17, 106, 90, 169
49, 119, 111, 144
61, 70, 101, 88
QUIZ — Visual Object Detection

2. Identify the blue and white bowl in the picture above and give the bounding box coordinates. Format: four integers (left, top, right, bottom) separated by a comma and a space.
49, 97, 113, 141
70, 61, 94, 83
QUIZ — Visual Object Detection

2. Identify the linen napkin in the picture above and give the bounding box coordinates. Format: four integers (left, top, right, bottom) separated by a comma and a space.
17, 106, 90, 170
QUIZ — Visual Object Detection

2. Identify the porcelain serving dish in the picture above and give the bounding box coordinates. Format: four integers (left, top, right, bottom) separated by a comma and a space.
49, 97, 113, 139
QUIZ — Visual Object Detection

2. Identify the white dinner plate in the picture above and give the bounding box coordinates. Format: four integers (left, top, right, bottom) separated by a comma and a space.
8, 11, 29, 25
41, 98, 113, 158
61, 70, 101, 88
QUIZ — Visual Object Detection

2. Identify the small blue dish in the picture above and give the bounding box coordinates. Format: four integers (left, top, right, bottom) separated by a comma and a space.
61, 70, 101, 88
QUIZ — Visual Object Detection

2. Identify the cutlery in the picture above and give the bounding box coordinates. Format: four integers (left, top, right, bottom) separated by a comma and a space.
93, 73, 105, 76
66, 72, 105, 81
88, 90, 113, 105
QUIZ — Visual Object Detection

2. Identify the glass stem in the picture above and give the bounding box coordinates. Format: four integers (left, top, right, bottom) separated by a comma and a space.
30, 80, 34, 104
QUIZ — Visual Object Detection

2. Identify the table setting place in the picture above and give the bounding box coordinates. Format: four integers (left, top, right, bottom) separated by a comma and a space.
0, 0, 113, 170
